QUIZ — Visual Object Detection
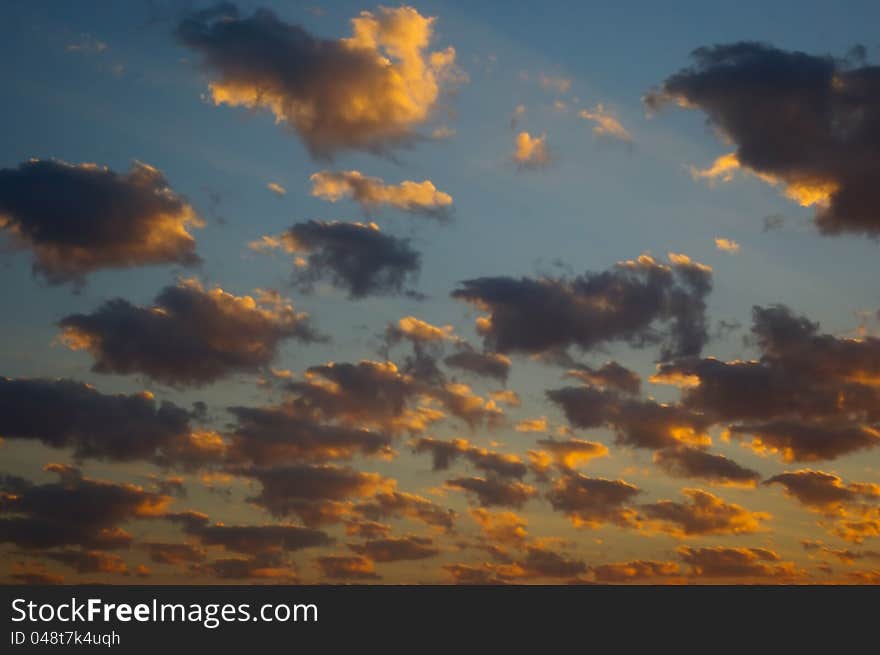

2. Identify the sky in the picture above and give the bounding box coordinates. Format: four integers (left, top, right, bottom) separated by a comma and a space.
1, 0, 880, 584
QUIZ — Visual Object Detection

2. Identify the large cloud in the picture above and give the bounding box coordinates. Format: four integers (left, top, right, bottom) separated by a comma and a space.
58, 278, 319, 386
310, 170, 452, 218
251, 221, 421, 299
0, 377, 221, 467
653, 304, 880, 462
646, 42, 880, 236
0, 465, 169, 551
175, 4, 460, 157
452, 253, 712, 360
0, 159, 201, 285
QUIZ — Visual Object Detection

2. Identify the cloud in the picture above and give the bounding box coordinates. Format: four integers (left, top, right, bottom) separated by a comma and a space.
469, 509, 528, 547
565, 361, 641, 394
143, 542, 206, 565
266, 182, 287, 196
527, 438, 609, 475
42, 549, 128, 575
310, 170, 452, 218
175, 4, 460, 158
538, 74, 571, 94
0, 465, 169, 551
453, 253, 712, 361
589, 559, 681, 583
677, 545, 800, 580
641, 488, 769, 537
510, 104, 526, 130
443, 347, 512, 383
227, 402, 392, 465
349, 535, 439, 562
514, 417, 548, 433
765, 469, 880, 514
198, 553, 298, 581
512, 131, 550, 169
547, 385, 712, 450
578, 105, 633, 143
354, 491, 455, 532
446, 477, 537, 508
252, 220, 421, 299
653, 304, 880, 462
0, 159, 201, 285
411, 437, 527, 478
284, 359, 503, 433
235, 464, 394, 526
714, 237, 740, 253
546, 473, 641, 528
653, 447, 761, 487
315, 555, 379, 580
58, 278, 319, 386
646, 42, 880, 236
178, 520, 333, 554
0, 377, 221, 467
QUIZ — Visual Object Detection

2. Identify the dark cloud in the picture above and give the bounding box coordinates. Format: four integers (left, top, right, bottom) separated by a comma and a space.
143, 541, 206, 565
0, 465, 169, 550
234, 464, 392, 526
284, 359, 502, 434
198, 552, 298, 581
653, 447, 761, 486
0, 377, 220, 467
641, 488, 769, 537
565, 361, 642, 394
653, 305, 880, 462
59, 279, 320, 387
546, 473, 640, 528
181, 521, 333, 554
353, 491, 456, 532
445, 477, 537, 508
175, 4, 459, 158
227, 403, 392, 465
765, 469, 880, 514
646, 42, 880, 236
443, 348, 512, 383
315, 555, 380, 580
547, 385, 712, 450
677, 545, 800, 579
349, 535, 439, 562
412, 437, 527, 478
0, 159, 201, 285
452, 253, 712, 360
253, 221, 421, 299
41, 549, 128, 574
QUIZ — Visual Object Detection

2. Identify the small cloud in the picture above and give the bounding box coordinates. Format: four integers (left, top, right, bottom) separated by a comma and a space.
66, 34, 107, 55
539, 74, 571, 95
267, 182, 287, 196
578, 105, 633, 143
513, 131, 550, 170
714, 237, 740, 253
431, 125, 456, 140
510, 104, 526, 130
